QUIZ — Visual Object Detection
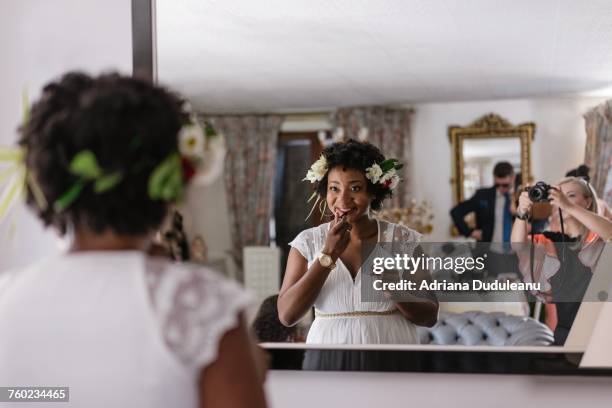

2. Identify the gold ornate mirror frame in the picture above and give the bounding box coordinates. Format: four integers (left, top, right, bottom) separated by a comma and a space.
449, 113, 535, 205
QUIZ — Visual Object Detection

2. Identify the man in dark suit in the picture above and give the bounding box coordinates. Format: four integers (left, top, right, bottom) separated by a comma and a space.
450, 162, 515, 243
450, 162, 517, 278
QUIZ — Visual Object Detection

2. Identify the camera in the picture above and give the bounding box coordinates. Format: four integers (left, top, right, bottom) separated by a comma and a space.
526, 181, 552, 202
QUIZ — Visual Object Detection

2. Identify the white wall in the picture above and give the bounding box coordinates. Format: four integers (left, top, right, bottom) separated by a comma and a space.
0, 0, 132, 270
266, 371, 612, 408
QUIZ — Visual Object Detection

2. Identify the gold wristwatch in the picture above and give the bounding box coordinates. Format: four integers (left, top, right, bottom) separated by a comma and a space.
318, 252, 336, 270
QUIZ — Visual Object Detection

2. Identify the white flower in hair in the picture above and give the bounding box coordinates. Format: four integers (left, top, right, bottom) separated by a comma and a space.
365, 163, 383, 184
379, 168, 396, 184
304, 155, 328, 183
178, 121, 205, 159
366, 159, 403, 190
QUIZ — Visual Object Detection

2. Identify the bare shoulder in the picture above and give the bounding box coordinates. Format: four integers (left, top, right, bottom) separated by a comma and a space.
198, 313, 267, 408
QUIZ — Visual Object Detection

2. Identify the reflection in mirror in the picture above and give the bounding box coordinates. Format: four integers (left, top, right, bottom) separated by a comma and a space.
462, 138, 521, 199
152, 1, 612, 367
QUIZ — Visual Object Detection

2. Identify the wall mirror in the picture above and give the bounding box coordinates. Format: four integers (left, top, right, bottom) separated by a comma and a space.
133, 0, 612, 374
449, 113, 535, 205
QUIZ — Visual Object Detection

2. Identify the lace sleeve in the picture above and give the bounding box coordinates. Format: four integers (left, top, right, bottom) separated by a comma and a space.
144, 258, 253, 372
392, 223, 422, 258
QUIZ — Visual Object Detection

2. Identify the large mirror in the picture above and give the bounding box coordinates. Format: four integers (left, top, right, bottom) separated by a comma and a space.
145, 0, 612, 372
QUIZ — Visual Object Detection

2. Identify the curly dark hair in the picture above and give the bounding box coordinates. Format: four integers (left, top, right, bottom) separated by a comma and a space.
252, 295, 296, 342
314, 139, 394, 211
19, 72, 187, 236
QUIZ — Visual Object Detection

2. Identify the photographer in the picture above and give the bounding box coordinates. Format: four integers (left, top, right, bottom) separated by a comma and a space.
511, 177, 612, 345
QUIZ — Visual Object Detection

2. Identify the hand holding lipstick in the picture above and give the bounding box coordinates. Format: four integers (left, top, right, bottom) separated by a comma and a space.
321, 212, 352, 261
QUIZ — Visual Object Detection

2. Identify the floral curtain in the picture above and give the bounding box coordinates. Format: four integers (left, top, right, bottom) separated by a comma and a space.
209, 115, 283, 280
584, 101, 612, 205
329, 107, 414, 208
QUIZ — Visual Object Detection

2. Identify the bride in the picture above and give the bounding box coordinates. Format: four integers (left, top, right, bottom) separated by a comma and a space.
277, 139, 438, 344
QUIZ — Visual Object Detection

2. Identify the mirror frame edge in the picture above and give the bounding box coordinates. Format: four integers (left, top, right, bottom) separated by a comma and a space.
131, 0, 157, 82
449, 113, 536, 205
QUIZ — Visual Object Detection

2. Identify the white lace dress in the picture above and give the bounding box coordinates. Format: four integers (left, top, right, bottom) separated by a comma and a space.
0, 251, 252, 408
289, 219, 422, 345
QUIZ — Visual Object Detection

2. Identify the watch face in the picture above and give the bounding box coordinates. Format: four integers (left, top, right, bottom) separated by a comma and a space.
320, 254, 332, 267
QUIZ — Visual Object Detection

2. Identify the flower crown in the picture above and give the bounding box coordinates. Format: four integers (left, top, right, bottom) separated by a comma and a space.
304, 154, 403, 190
302, 154, 402, 220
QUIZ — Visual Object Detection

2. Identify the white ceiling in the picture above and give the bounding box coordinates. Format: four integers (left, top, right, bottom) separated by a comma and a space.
156, 0, 612, 113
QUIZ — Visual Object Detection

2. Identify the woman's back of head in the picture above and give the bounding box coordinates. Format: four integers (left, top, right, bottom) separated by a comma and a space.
19, 72, 187, 237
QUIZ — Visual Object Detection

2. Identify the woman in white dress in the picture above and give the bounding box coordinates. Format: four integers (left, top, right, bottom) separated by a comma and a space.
0, 72, 266, 408
278, 140, 438, 345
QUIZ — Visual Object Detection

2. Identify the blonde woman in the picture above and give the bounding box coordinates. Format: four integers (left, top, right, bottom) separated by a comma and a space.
511, 177, 612, 345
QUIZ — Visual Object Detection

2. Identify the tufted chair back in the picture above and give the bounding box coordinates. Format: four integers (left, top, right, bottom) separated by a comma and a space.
417, 311, 554, 346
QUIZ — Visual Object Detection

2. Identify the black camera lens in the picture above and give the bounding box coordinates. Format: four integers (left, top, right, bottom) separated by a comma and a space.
527, 182, 551, 202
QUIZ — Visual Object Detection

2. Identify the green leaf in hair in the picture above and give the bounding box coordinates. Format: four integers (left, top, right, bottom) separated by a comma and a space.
69, 150, 102, 179
161, 166, 183, 201
148, 154, 176, 199
380, 159, 397, 172
148, 153, 182, 201
94, 172, 123, 193
53, 179, 87, 212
